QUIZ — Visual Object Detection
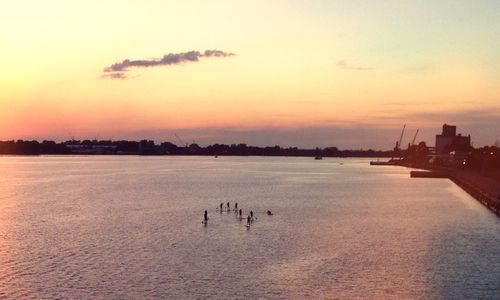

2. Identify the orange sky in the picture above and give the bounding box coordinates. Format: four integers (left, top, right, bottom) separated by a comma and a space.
1, 1, 500, 148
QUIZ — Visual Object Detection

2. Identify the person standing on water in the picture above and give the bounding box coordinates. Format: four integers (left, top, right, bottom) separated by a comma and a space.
219, 202, 223, 211
226, 202, 230, 211
250, 210, 254, 221
234, 202, 238, 211
204, 210, 208, 223
239, 209, 242, 218
247, 215, 251, 226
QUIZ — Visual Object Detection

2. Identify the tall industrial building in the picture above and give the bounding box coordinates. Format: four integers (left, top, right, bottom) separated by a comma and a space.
435, 124, 471, 154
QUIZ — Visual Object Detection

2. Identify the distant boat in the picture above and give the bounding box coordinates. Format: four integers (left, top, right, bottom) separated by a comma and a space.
314, 156, 323, 160
370, 160, 394, 165
214, 155, 218, 158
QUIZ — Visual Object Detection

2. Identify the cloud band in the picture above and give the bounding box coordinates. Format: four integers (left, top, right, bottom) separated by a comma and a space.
103, 50, 235, 79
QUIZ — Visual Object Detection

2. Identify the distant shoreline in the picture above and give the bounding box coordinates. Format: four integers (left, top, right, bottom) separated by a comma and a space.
0, 153, 390, 158
0, 139, 393, 157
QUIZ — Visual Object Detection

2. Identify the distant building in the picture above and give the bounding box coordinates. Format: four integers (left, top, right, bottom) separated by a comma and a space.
435, 124, 471, 154
65, 142, 117, 154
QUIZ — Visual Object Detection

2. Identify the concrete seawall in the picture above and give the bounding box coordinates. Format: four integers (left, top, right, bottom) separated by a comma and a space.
410, 170, 449, 178
383, 163, 500, 216
448, 174, 500, 216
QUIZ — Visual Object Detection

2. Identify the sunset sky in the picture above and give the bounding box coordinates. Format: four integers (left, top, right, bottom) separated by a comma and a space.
1, 0, 499, 149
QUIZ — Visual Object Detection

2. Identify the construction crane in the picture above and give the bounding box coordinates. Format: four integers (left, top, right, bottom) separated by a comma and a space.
411, 129, 419, 146
395, 124, 406, 151
174, 133, 188, 148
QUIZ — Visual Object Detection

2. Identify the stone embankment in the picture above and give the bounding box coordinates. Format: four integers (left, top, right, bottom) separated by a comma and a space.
400, 162, 499, 216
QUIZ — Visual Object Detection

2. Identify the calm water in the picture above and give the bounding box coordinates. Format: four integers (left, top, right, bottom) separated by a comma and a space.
0, 156, 498, 299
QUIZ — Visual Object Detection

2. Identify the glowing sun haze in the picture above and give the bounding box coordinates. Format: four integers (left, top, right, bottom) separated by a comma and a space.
1, 0, 500, 149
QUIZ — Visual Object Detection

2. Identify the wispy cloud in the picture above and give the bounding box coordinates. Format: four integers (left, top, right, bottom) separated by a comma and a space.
103, 50, 235, 79
101, 72, 127, 80
398, 62, 436, 74
402, 108, 500, 125
336, 59, 373, 71
120, 125, 399, 150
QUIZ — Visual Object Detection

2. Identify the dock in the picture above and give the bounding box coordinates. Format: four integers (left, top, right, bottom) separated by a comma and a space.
373, 161, 500, 216
410, 170, 449, 178
449, 174, 500, 216
370, 161, 396, 166
408, 168, 499, 216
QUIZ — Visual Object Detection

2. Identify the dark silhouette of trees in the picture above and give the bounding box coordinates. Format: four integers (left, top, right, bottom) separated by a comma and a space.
0, 139, 394, 157
0, 140, 40, 155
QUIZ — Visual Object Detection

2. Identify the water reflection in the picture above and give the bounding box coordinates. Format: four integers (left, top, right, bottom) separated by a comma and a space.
0, 156, 498, 299
0, 159, 20, 298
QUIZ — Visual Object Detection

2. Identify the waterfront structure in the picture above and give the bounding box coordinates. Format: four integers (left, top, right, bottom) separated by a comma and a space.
435, 124, 471, 154
65, 142, 117, 154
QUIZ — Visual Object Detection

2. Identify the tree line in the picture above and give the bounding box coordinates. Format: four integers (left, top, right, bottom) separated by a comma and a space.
0, 139, 393, 157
